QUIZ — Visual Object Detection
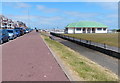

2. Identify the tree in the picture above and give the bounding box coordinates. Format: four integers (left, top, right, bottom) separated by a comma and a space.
117, 29, 120, 32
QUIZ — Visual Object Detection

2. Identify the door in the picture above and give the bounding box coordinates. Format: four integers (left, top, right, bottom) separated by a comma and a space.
92, 28, 95, 33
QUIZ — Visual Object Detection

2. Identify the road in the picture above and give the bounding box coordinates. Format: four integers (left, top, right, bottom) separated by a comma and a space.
53, 36, 118, 74
2, 31, 68, 81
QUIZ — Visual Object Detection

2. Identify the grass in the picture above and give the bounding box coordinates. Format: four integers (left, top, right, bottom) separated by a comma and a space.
41, 32, 118, 81
64, 33, 119, 47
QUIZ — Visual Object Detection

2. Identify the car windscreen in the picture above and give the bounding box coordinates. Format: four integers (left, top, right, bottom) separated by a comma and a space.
7, 30, 13, 33
14, 29, 19, 31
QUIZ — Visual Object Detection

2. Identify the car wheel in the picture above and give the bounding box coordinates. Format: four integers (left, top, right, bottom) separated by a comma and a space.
7, 38, 9, 42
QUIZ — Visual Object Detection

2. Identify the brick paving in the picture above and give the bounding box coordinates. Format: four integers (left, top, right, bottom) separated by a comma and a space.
2, 31, 68, 81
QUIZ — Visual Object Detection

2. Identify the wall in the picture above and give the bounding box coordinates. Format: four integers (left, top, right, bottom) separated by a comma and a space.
68, 28, 74, 34
66, 27, 108, 34
96, 28, 107, 33
75, 28, 82, 33
50, 32, 120, 59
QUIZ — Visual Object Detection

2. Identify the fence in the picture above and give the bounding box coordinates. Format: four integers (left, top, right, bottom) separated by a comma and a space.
50, 32, 120, 59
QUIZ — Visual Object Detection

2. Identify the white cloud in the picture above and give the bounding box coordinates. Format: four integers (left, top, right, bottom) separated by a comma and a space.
35, 16, 64, 24
16, 2, 31, 8
2, 0, 119, 2
5, 15, 65, 28
4, 13, 118, 29
107, 14, 118, 18
4, 2, 31, 9
6, 15, 28, 22
64, 10, 118, 29
64, 11, 97, 18
36, 5, 58, 13
96, 2, 118, 10
36, 5, 45, 10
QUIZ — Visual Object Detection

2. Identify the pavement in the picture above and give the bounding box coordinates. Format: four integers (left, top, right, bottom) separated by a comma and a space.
53, 36, 118, 75
2, 31, 69, 81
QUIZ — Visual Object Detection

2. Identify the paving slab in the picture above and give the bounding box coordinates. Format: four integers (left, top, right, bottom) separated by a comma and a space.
2, 31, 68, 81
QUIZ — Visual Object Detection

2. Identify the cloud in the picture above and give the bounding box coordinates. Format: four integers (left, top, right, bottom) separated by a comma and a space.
107, 14, 118, 18
16, 2, 31, 8
3, 2, 31, 9
64, 10, 117, 29
64, 11, 97, 18
3, 2, 118, 29
2, 0, 119, 2
5, 15, 65, 28
90, 13, 118, 29
95, 2, 118, 10
5, 15, 34, 22
35, 16, 64, 24
79, 0, 118, 2
4, 12, 118, 29
36, 5, 58, 13
5, 14, 79, 29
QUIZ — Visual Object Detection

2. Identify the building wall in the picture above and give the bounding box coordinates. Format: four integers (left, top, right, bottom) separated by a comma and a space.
75, 28, 82, 33
95, 28, 107, 33
0, 15, 27, 29
68, 28, 74, 34
66, 27, 108, 34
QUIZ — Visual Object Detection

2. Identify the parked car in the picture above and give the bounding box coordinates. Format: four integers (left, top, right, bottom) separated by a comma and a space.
23, 29, 26, 34
7, 29, 17, 40
14, 28, 24, 35
14, 29, 21, 37
0, 29, 9, 44
25, 29, 29, 33
30, 29, 33, 32
26, 28, 31, 33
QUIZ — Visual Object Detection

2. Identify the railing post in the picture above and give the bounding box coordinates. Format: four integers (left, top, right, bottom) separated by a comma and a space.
80, 38, 81, 42
73, 37, 74, 41
86, 40, 88, 43
89, 40, 91, 45
104, 43, 106, 48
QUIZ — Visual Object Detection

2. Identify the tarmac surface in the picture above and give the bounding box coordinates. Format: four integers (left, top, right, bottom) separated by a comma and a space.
2, 31, 68, 81
53, 36, 119, 75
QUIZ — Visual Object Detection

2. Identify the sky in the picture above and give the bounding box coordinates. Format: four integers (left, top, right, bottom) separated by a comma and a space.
0, 2, 118, 30
1, 0, 119, 2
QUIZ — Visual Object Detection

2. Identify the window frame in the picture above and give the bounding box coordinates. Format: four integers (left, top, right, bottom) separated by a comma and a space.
97, 28, 102, 31
76, 28, 81, 31
103, 28, 106, 31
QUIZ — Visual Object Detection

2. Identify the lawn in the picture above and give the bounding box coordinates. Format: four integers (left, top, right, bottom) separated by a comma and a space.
64, 33, 119, 47
41, 32, 118, 81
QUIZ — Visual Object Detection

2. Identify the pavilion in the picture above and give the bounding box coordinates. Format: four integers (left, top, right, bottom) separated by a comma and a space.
64, 21, 108, 34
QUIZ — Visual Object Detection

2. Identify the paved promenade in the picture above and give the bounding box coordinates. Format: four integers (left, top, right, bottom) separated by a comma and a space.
2, 31, 68, 81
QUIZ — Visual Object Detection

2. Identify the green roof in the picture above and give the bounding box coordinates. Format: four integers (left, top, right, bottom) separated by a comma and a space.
66, 21, 108, 28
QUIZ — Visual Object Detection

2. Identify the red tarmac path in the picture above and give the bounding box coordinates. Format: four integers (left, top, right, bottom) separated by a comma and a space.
2, 31, 68, 81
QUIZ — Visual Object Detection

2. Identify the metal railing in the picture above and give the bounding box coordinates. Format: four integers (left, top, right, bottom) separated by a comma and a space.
50, 32, 120, 59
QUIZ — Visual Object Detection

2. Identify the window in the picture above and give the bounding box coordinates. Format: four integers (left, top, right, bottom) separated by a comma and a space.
103, 28, 106, 31
76, 28, 81, 31
97, 28, 102, 31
